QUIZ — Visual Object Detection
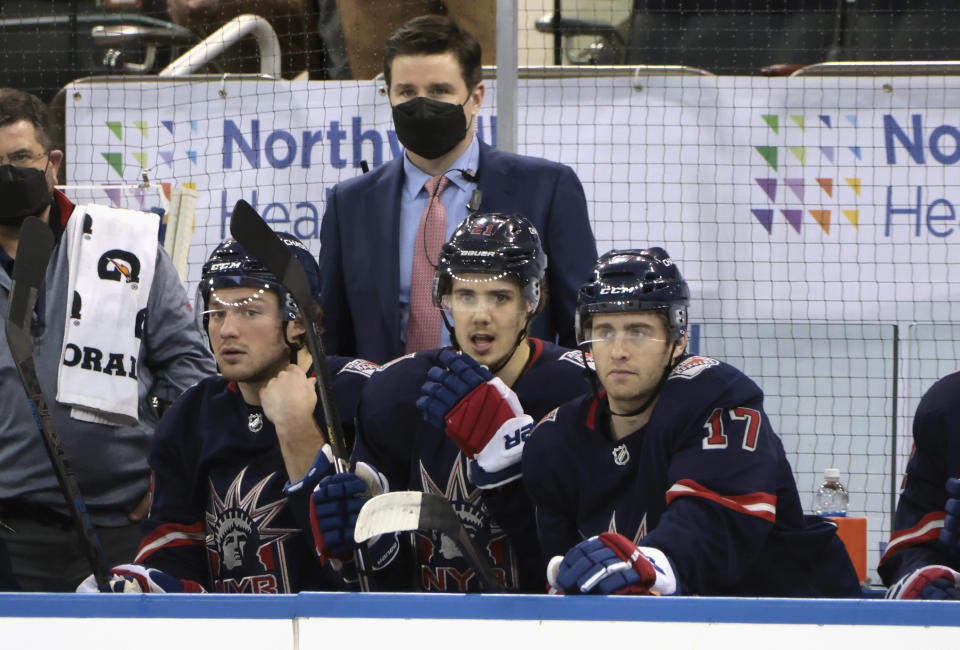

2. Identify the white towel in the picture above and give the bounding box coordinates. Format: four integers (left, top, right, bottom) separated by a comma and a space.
57, 203, 160, 426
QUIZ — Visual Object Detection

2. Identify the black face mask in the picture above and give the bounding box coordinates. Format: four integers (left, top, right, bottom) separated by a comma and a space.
0, 164, 52, 225
392, 95, 472, 160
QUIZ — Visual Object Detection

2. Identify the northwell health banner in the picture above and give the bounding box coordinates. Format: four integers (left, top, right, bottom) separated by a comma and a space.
66, 76, 959, 325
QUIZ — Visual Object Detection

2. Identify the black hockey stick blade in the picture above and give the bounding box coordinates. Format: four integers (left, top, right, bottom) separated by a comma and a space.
355, 492, 504, 592
4, 217, 112, 590
228, 200, 350, 466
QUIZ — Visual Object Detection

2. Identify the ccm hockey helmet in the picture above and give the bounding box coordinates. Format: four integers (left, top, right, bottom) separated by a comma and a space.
576, 247, 689, 344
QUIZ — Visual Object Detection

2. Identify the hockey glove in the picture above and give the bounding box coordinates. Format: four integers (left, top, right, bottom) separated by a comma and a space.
76, 564, 205, 593
417, 349, 533, 474
886, 564, 960, 600
548, 532, 678, 596
310, 462, 396, 568
938, 477, 960, 553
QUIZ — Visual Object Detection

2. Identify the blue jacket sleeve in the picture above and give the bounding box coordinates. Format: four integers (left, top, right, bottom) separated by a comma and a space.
319, 185, 356, 358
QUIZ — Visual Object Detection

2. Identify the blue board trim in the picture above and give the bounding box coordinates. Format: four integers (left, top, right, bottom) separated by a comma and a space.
0, 593, 957, 626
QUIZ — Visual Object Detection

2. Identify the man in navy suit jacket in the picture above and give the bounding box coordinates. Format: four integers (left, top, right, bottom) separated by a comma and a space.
319, 15, 596, 364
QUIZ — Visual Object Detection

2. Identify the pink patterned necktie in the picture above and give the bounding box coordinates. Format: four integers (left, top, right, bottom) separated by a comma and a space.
406, 174, 450, 353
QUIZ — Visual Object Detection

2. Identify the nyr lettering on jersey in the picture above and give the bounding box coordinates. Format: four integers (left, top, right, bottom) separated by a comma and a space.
612, 443, 630, 466
669, 355, 720, 380
340, 358, 379, 377
62, 343, 138, 378
207, 469, 298, 593
97, 249, 141, 285
417, 459, 516, 591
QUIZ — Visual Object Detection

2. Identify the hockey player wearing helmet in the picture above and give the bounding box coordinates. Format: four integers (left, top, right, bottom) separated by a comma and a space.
309, 213, 591, 592
523, 248, 862, 598
78, 234, 377, 594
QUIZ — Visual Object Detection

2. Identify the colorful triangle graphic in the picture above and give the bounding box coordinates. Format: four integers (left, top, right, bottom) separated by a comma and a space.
189, 120, 198, 133
788, 146, 806, 165
752, 209, 774, 233
756, 146, 778, 170
756, 178, 777, 201
790, 115, 805, 131
845, 114, 857, 127
845, 178, 862, 196
785, 178, 805, 201
162, 120, 174, 135
843, 209, 859, 228
133, 121, 148, 137
810, 210, 831, 234
816, 178, 834, 198
849, 146, 862, 160
132, 152, 148, 169
159, 151, 173, 167
782, 209, 803, 233
187, 150, 198, 164
103, 188, 122, 206
762, 114, 779, 134
819, 115, 832, 128
820, 146, 835, 162
101, 152, 123, 177
106, 121, 122, 141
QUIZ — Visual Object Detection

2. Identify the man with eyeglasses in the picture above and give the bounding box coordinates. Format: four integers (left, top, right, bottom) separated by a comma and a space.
522, 248, 861, 597
78, 234, 374, 593
0, 87, 215, 591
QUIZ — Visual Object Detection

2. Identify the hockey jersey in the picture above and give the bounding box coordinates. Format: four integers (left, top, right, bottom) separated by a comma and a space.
523, 355, 861, 597
879, 369, 960, 585
136, 356, 375, 593
353, 339, 590, 592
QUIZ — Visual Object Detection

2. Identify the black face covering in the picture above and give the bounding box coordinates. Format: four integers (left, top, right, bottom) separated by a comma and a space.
392, 96, 471, 160
0, 164, 51, 225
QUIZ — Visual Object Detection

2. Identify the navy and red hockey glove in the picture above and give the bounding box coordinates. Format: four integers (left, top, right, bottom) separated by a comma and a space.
310, 472, 369, 561
886, 564, 960, 600
548, 532, 678, 596
417, 350, 533, 485
938, 477, 960, 553
76, 564, 205, 593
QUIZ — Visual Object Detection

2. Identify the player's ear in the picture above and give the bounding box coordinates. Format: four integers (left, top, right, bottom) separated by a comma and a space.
672, 335, 687, 362
286, 317, 306, 342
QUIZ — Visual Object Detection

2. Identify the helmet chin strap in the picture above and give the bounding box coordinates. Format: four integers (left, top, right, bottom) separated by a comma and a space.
282, 321, 303, 365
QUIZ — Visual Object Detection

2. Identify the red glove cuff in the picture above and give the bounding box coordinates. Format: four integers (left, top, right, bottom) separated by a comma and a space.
445, 381, 517, 456
597, 532, 656, 590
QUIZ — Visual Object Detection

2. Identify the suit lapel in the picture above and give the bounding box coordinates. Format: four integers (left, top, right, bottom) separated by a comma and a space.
369, 159, 404, 336
476, 143, 514, 211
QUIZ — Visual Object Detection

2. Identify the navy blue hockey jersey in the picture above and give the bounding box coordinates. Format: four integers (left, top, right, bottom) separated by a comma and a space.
353, 339, 590, 592
136, 356, 375, 593
879, 369, 960, 585
523, 355, 861, 597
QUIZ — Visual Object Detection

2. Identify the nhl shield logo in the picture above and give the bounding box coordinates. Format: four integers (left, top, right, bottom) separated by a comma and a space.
612, 444, 630, 466
248, 412, 263, 432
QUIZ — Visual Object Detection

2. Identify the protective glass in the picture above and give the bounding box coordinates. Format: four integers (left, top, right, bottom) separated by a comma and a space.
579, 324, 667, 349
439, 285, 530, 316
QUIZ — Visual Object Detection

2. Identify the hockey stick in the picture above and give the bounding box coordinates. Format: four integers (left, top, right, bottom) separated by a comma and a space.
229, 200, 350, 465
4, 216, 112, 590
355, 491, 504, 592
228, 200, 373, 589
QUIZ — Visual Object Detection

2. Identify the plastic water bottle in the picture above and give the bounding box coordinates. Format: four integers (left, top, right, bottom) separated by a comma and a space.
813, 468, 849, 517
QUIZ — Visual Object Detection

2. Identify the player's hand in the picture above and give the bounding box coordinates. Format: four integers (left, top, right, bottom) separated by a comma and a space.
548, 533, 678, 596
310, 463, 387, 563
939, 477, 960, 553
260, 364, 318, 432
418, 350, 532, 468
76, 564, 205, 593
886, 564, 960, 600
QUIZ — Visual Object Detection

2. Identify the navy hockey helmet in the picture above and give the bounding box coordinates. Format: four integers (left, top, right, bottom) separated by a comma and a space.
432, 212, 548, 313
576, 247, 689, 345
200, 232, 321, 322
